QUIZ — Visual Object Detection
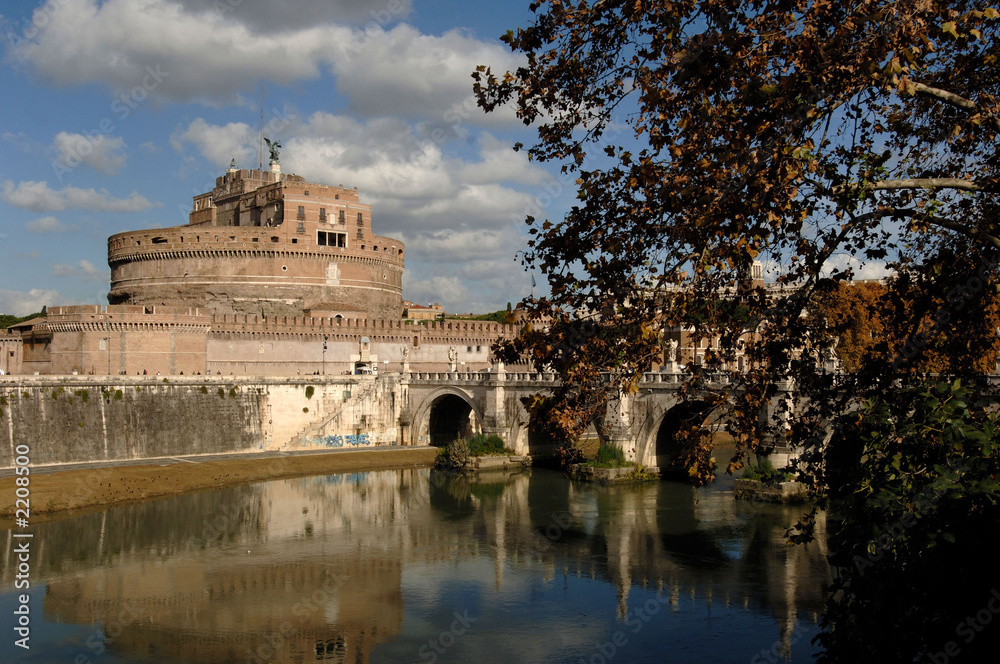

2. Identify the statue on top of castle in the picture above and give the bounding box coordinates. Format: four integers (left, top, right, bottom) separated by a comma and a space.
264, 137, 281, 164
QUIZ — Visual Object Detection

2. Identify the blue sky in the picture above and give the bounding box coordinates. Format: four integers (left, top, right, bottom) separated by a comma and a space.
0, 0, 567, 316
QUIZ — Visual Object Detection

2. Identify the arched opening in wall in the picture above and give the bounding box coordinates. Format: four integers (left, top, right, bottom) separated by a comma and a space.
526, 424, 551, 454
427, 394, 480, 446
653, 401, 716, 481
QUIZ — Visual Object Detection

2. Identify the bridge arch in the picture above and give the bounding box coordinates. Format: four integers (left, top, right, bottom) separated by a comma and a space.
506, 400, 559, 456
411, 387, 484, 447
636, 398, 718, 476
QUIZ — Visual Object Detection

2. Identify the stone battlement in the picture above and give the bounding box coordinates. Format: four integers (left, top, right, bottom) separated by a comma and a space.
108, 227, 403, 267
108, 169, 404, 318
208, 313, 516, 340
46, 305, 210, 335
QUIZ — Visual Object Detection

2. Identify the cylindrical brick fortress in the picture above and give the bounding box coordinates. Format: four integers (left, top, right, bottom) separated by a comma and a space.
108, 168, 404, 318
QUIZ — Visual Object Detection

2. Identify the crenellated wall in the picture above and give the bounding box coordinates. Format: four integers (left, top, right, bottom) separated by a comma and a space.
46, 304, 211, 376
10, 306, 519, 376
207, 314, 517, 375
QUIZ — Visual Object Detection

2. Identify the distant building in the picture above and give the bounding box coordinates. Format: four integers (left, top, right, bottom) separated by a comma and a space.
403, 302, 444, 321
0, 166, 522, 376
0, 329, 22, 375
108, 165, 404, 319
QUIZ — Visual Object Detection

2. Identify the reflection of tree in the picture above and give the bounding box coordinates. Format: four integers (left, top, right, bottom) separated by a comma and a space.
423, 468, 830, 622
428, 470, 477, 520
18, 467, 831, 663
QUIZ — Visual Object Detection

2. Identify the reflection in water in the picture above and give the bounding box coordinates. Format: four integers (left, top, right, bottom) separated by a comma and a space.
1, 467, 829, 663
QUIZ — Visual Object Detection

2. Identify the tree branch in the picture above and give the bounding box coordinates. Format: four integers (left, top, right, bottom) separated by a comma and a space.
834, 177, 987, 195
910, 81, 1000, 133
853, 208, 1000, 250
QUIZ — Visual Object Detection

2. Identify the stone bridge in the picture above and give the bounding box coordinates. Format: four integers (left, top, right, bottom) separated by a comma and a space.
401, 368, 791, 469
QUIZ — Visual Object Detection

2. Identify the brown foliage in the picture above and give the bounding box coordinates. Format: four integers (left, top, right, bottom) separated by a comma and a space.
476, 0, 1000, 470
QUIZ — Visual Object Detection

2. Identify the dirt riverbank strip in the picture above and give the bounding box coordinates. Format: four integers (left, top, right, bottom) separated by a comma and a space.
1, 447, 439, 522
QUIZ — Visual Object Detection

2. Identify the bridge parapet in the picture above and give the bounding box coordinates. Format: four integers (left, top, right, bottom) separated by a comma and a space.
404, 370, 561, 385
504, 371, 559, 384
407, 371, 493, 382
638, 371, 735, 387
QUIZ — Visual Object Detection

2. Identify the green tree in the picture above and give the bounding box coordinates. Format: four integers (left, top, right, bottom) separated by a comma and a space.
476, 0, 1000, 657
818, 381, 1000, 661
0, 311, 45, 329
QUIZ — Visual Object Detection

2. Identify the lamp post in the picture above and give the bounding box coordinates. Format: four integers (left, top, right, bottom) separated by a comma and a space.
103, 337, 111, 375
322, 336, 328, 376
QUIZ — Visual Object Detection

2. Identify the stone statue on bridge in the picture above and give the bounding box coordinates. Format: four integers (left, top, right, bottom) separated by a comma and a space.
448, 346, 458, 372
822, 336, 840, 371
666, 339, 678, 363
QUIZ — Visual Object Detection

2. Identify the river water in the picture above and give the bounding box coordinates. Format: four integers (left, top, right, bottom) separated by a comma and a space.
2, 465, 830, 663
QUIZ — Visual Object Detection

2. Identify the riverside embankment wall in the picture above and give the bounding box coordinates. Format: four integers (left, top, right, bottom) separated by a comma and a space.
0, 375, 401, 468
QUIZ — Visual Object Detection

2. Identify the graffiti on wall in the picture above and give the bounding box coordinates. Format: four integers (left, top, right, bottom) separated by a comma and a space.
300, 433, 375, 448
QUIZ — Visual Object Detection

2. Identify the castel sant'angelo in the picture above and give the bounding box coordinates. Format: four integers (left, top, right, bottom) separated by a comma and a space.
1, 156, 515, 377
108, 160, 405, 319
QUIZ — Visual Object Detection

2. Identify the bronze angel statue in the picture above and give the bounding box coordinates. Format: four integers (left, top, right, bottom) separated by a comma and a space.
264, 137, 281, 164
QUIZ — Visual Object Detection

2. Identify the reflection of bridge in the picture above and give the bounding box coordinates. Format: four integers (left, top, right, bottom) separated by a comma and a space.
403, 368, 791, 468
3, 467, 829, 663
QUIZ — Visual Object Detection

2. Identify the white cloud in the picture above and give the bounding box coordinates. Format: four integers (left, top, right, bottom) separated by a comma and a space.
2, 132, 40, 153
170, 119, 257, 166
171, 0, 413, 32
2, 181, 159, 212
52, 131, 127, 175
331, 25, 522, 124
25, 216, 76, 234
9, 0, 519, 123
460, 135, 549, 185
821, 254, 893, 281
401, 228, 518, 261
400, 226, 532, 312
52, 260, 106, 281
10, 0, 342, 104
172, 115, 546, 233
381, 183, 540, 231
0, 289, 61, 316
403, 275, 471, 308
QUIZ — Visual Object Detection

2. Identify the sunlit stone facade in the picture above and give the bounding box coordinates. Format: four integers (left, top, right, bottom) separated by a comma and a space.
108, 167, 404, 319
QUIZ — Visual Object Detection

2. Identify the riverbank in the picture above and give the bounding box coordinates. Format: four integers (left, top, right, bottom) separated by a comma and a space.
0, 447, 438, 522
